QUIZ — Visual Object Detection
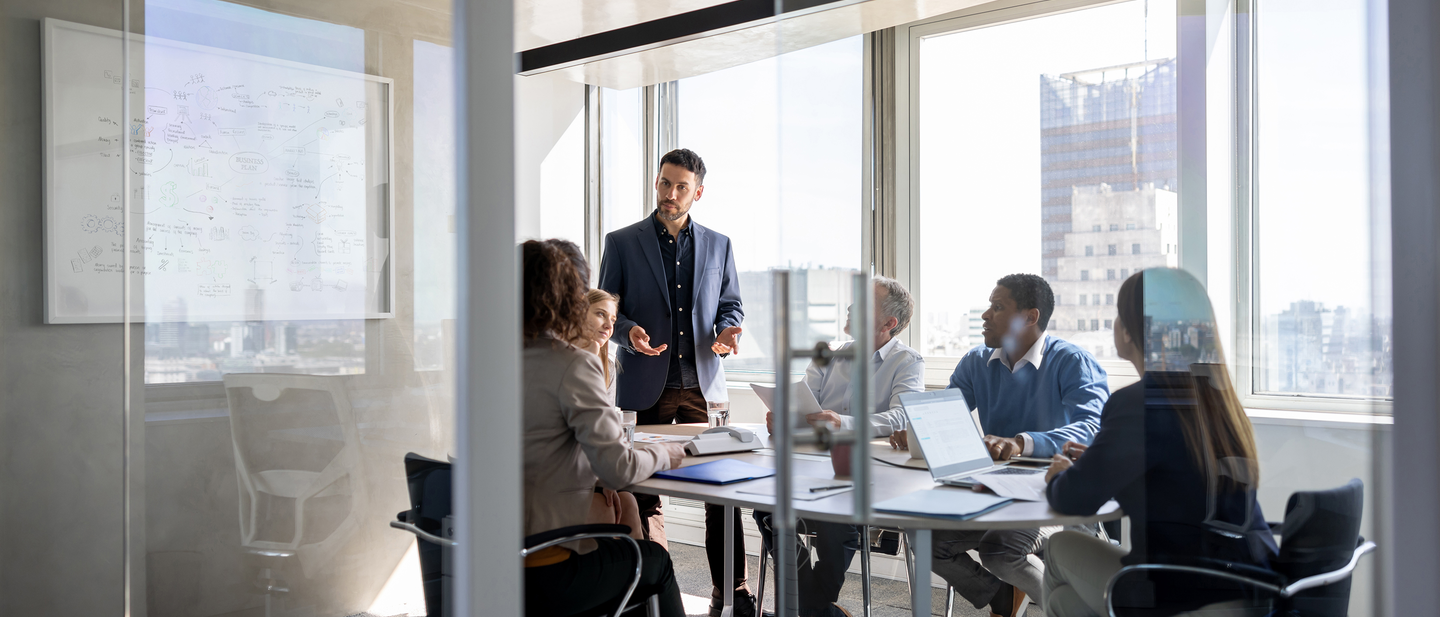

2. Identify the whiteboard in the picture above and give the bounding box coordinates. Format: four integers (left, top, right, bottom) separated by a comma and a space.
43, 18, 394, 324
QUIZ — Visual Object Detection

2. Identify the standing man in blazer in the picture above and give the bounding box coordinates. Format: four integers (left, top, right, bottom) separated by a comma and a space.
598, 148, 750, 616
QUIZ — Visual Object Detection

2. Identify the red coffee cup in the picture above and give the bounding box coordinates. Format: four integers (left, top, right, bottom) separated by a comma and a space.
830, 442, 852, 477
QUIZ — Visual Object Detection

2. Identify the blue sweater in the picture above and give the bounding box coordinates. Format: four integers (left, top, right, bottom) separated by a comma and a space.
946, 336, 1109, 458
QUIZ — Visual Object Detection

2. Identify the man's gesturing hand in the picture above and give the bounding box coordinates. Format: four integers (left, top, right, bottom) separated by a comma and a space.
629, 326, 667, 356
712, 326, 743, 355
983, 434, 1024, 461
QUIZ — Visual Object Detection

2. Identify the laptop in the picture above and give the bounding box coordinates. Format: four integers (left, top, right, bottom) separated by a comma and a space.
897, 389, 1045, 487
750, 380, 824, 430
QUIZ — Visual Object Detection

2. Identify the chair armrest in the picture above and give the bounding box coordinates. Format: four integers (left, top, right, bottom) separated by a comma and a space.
524, 524, 634, 551
1281, 541, 1375, 596
389, 520, 457, 547
1105, 563, 1285, 617
523, 525, 645, 617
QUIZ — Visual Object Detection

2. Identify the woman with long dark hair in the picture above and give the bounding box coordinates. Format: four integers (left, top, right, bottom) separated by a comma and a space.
1040, 268, 1277, 617
519, 239, 687, 617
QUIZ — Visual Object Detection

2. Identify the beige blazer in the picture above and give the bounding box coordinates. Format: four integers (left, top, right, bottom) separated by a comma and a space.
523, 336, 669, 553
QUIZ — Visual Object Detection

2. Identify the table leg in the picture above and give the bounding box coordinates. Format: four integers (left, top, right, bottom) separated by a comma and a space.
722, 505, 735, 617
860, 525, 872, 617
911, 529, 931, 617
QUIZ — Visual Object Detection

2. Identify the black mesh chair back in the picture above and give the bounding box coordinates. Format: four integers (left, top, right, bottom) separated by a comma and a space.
1273, 478, 1364, 617
400, 452, 452, 617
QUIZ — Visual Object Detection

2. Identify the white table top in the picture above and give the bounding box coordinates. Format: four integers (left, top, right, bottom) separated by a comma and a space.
625, 424, 1122, 531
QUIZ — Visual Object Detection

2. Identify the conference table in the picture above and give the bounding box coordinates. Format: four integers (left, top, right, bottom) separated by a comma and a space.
625, 423, 1122, 616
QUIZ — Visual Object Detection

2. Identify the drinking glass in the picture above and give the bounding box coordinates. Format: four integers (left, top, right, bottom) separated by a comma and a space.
707, 400, 730, 428
621, 410, 637, 447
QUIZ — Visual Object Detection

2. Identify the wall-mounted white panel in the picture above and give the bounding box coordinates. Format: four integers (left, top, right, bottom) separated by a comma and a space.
43, 18, 394, 323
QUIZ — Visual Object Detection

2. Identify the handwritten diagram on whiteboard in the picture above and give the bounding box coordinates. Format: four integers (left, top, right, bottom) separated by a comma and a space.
43, 18, 393, 324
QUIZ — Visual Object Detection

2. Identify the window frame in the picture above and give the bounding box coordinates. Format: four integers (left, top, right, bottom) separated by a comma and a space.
886, 0, 1390, 413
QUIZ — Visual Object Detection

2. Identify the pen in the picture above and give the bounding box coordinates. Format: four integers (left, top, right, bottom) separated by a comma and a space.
808, 483, 852, 493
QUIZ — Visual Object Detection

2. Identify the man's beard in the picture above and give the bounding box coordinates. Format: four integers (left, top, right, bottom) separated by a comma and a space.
658, 202, 688, 221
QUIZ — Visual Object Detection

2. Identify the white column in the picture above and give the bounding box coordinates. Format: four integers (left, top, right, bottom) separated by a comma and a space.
455, 0, 522, 615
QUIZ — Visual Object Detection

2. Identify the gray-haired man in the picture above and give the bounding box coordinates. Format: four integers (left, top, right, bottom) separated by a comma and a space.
754, 277, 925, 616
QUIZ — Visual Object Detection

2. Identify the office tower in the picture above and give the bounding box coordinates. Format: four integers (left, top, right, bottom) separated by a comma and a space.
1041, 58, 1178, 279
1049, 184, 1178, 354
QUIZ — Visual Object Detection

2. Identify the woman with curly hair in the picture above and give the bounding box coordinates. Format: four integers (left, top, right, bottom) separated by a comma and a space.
520, 239, 686, 617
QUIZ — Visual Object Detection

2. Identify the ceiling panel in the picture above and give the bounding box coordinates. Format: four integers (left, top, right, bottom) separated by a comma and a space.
515, 0, 994, 89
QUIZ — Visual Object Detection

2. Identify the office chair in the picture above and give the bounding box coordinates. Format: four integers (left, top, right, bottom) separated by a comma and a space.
523, 524, 662, 617
223, 373, 367, 615
390, 453, 454, 617
389, 453, 659, 617
1105, 478, 1374, 617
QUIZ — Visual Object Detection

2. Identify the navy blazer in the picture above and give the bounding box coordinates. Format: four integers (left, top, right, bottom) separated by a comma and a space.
598, 215, 743, 410
1047, 374, 1277, 571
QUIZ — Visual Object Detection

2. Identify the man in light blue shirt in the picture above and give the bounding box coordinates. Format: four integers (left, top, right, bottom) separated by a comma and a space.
797, 281, 926, 438
755, 276, 924, 617
899, 274, 1108, 617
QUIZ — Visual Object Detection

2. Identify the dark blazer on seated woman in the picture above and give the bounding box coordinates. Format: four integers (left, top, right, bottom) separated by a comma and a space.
1046, 372, 1278, 569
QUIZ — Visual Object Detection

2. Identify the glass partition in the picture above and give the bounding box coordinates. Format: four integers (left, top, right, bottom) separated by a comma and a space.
131, 1, 457, 615
906, 1, 1389, 615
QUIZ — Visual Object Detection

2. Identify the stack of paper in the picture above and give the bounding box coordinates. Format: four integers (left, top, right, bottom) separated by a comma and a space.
873, 488, 1013, 520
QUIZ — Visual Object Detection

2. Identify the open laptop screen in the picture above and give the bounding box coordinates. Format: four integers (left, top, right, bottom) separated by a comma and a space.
899, 390, 994, 478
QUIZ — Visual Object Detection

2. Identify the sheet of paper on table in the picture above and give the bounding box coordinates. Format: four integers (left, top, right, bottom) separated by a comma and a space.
735, 475, 857, 501
975, 472, 1048, 501
632, 433, 694, 444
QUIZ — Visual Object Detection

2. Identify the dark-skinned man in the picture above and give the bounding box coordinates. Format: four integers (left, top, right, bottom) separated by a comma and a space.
598, 148, 750, 616
891, 274, 1108, 617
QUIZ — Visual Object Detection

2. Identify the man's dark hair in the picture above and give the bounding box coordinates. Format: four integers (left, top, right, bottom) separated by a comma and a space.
996, 273, 1056, 331
659, 148, 706, 185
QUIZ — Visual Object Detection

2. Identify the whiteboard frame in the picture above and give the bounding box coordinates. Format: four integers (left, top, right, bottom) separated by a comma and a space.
42, 17, 396, 324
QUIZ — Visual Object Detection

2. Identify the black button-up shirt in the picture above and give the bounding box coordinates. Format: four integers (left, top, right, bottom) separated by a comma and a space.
654, 210, 699, 389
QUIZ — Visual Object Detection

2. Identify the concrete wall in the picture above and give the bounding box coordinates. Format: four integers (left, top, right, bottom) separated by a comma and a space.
0, 1, 143, 614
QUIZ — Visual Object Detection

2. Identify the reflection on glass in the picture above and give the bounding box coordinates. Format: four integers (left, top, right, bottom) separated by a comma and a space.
918, 1, 1176, 360
414, 39, 457, 372
135, 1, 453, 616
676, 36, 864, 376
1254, 0, 1390, 398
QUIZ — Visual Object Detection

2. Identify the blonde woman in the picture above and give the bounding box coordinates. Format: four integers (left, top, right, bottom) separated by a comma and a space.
577, 289, 621, 405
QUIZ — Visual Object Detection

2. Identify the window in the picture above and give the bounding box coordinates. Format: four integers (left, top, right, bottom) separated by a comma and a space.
1127, 223, 1136, 230
1132, 243, 1141, 255
1251, 0, 1390, 400
1105, 293, 1114, 305
1090, 319, 1100, 331
1104, 319, 1112, 330
675, 37, 864, 372
1121, 268, 1130, 279
915, 0, 1177, 360
1106, 269, 1116, 281
1107, 244, 1117, 256
1080, 295, 1088, 306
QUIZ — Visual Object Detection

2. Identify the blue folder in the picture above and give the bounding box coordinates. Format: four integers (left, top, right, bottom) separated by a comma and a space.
873, 488, 1014, 520
654, 459, 777, 485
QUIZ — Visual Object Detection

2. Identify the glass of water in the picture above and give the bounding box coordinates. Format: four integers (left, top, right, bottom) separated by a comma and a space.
707, 400, 730, 428
621, 411, 637, 447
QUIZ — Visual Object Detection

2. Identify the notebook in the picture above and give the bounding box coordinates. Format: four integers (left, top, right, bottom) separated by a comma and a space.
872, 487, 1013, 521
653, 459, 777, 485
